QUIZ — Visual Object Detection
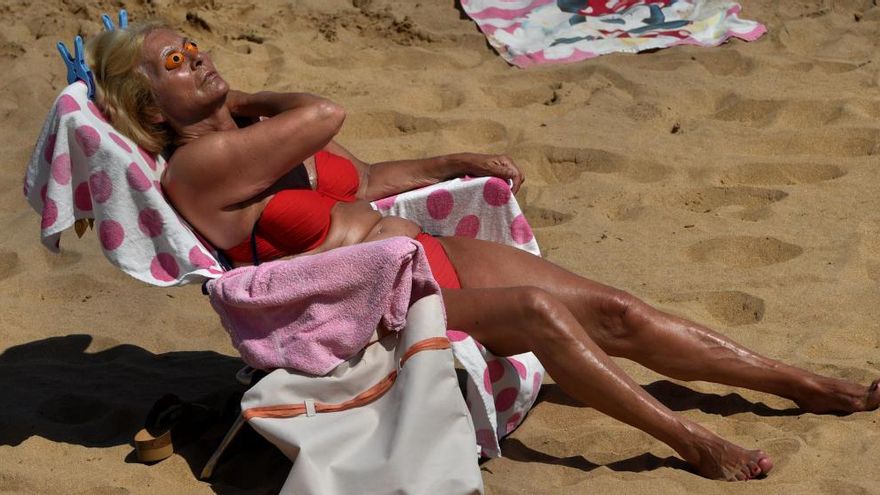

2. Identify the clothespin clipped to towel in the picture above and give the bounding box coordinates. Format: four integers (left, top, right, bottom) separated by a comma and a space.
56, 9, 128, 100
56, 36, 96, 100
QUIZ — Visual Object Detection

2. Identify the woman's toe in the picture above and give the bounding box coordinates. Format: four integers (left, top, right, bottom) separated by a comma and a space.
757, 455, 774, 475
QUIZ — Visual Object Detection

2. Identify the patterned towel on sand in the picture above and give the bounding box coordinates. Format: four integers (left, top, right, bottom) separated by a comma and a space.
461, 0, 766, 67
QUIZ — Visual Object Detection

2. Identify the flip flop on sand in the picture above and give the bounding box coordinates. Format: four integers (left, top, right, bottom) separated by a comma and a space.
134, 394, 213, 463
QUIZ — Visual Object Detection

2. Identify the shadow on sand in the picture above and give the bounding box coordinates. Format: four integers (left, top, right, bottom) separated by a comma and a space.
0, 334, 288, 494
495, 381, 799, 476
1, 336, 802, 488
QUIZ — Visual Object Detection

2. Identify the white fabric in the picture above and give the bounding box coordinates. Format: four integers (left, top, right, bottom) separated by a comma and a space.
242, 294, 484, 495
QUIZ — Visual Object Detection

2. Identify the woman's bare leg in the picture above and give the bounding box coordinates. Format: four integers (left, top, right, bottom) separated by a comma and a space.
443, 287, 772, 481
440, 237, 880, 414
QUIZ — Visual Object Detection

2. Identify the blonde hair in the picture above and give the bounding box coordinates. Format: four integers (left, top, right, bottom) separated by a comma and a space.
86, 21, 170, 154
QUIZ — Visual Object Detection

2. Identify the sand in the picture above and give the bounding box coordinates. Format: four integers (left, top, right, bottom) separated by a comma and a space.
1, 0, 879, 493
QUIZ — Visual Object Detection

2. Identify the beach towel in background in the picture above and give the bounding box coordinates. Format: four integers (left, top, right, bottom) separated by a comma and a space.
461, 0, 766, 68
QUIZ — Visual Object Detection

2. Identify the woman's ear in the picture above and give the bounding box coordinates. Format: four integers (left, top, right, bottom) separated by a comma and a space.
146, 107, 167, 124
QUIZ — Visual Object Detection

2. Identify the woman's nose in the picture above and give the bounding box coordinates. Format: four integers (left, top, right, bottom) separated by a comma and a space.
189, 52, 203, 68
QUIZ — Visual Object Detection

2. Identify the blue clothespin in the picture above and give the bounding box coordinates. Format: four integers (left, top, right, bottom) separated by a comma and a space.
56, 10, 128, 100
56, 36, 96, 100
101, 9, 128, 31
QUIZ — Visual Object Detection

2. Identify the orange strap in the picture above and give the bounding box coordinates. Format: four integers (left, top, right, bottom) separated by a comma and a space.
243, 337, 451, 421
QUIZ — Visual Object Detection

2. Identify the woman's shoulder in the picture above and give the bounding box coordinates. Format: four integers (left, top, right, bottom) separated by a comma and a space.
161, 132, 230, 197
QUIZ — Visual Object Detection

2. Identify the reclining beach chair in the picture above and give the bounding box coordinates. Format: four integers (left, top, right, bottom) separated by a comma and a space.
24, 81, 545, 492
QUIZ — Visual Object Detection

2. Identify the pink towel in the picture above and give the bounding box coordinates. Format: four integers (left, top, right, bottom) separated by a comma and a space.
206, 237, 442, 376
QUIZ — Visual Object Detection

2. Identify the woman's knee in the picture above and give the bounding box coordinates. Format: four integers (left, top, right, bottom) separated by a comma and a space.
591, 288, 652, 343
514, 286, 582, 345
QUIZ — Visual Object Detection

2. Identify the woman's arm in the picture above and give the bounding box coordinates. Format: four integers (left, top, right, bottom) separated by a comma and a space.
225, 90, 331, 119
172, 91, 345, 208
362, 152, 525, 201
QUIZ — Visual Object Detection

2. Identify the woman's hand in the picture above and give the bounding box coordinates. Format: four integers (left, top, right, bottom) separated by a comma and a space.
455, 153, 525, 194
364, 151, 525, 200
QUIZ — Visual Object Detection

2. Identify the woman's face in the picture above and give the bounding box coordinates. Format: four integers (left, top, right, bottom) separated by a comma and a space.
139, 28, 228, 126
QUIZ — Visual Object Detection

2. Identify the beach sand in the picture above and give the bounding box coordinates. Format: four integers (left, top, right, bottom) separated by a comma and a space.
1, 0, 879, 493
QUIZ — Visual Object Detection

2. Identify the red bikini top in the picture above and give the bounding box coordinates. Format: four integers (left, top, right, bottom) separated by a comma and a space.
224, 150, 360, 264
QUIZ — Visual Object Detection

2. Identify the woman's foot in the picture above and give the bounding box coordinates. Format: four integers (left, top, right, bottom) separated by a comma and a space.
794, 377, 880, 414
676, 425, 773, 481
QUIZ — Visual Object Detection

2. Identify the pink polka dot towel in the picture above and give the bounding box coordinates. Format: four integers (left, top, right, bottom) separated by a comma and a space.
24, 82, 224, 286
373, 176, 540, 255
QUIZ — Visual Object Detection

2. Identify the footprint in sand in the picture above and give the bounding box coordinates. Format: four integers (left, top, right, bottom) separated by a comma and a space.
395, 84, 465, 113
748, 128, 880, 157
344, 110, 507, 145
484, 83, 563, 109
503, 64, 643, 99
512, 144, 671, 184
667, 186, 788, 221
262, 43, 286, 87
687, 236, 803, 268
0, 474, 35, 494
532, 230, 581, 256
581, 66, 644, 99
812, 60, 866, 74
0, 250, 20, 281
662, 290, 765, 326
691, 49, 756, 77
303, 46, 480, 70
713, 95, 785, 127
721, 162, 846, 186
520, 205, 573, 228
851, 220, 880, 283
713, 95, 853, 128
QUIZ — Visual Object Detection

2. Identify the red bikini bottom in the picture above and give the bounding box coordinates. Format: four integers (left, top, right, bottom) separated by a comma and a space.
415, 233, 461, 290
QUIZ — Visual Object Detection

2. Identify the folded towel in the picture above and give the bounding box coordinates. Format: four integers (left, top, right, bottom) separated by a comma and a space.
461, 0, 766, 68
206, 237, 442, 376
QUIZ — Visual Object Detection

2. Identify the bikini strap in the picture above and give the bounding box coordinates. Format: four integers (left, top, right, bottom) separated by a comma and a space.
250, 221, 261, 266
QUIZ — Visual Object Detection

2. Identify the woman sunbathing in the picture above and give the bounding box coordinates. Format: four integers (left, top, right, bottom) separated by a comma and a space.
86, 22, 878, 481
